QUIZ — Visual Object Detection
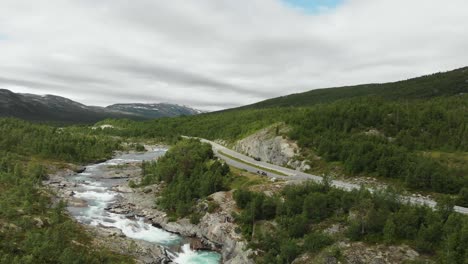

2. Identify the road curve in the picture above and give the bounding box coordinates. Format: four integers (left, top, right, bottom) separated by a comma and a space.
184, 136, 468, 215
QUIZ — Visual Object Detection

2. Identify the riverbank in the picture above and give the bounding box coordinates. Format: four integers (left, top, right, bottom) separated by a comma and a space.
109, 183, 254, 264
44, 152, 174, 264
43, 147, 248, 263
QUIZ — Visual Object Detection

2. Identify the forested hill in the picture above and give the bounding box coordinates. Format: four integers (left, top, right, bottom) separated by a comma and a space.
242, 66, 468, 109
92, 66, 468, 203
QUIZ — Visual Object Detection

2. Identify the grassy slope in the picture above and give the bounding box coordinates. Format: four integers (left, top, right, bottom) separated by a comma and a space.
239, 66, 468, 109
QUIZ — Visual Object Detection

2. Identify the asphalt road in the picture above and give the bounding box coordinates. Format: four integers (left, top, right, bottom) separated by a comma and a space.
186, 137, 468, 215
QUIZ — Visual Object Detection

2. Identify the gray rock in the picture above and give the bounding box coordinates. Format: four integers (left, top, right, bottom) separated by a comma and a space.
324, 256, 338, 264
122, 189, 254, 264
371, 258, 385, 264
34, 217, 44, 228
68, 198, 88, 207
234, 124, 298, 167
74, 166, 86, 173
64, 190, 75, 197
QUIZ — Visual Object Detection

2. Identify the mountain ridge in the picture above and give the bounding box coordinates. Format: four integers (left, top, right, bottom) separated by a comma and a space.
0, 89, 203, 123
107, 103, 204, 119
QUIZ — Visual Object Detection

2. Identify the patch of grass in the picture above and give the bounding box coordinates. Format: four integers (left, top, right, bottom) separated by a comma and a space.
218, 150, 288, 176
422, 151, 468, 170
229, 167, 270, 190
190, 212, 202, 224
207, 201, 220, 213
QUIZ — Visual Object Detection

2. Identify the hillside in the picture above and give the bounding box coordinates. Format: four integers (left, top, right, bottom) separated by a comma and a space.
0, 89, 203, 123
86, 66, 468, 263
92, 67, 468, 204
242, 67, 468, 109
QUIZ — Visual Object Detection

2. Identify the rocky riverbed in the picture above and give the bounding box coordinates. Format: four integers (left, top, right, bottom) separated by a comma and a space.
44, 148, 252, 264
109, 185, 254, 264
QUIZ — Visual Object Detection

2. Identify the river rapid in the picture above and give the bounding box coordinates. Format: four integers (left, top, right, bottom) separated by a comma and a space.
65, 149, 221, 264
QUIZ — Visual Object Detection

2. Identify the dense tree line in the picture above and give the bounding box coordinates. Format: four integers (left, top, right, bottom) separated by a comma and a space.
0, 154, 132, 263
90, 95, 467, 201
288, 96, 468, 195
141, 139, 232, 217
0, 118, 131, 263
92, 107, 290, 142
0, 118, 121, 163
233, 182, 468, 264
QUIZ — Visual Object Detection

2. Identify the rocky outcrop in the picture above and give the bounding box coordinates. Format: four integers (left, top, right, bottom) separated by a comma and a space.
233, 124, 310, 171
114, 187, 254, 264
341, 242, 420, 264
234, 125, 296, 166
292, 241, 422, 264
87, 225, 172, 264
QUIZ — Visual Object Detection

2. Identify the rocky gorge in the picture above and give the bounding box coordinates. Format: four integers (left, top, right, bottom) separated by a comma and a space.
44, 148, 251, 264
110, 186, 253, 264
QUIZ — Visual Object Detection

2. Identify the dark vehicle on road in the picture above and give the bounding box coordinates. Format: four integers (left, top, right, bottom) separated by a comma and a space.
254, 157, 261, 161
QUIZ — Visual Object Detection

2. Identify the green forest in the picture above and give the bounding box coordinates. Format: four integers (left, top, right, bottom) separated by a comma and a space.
132, 138, 468, 263
140, 139, 232, 219
233, 182, 468, 264
91, 94, 468, 203
287, 96, 468, 196
0, 118, 130, 263
0, 118, 121, 163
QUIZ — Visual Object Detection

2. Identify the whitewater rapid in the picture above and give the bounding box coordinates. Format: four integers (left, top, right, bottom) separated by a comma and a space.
66, 149, 221, 264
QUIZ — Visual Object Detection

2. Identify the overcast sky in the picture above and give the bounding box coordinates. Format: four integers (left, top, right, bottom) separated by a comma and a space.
1, 0, 467, 110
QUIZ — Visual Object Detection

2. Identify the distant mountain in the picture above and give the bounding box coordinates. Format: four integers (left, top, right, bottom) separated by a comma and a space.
0, 89, 203, 123
106, 103, 203, 119
242, 67, 468, 109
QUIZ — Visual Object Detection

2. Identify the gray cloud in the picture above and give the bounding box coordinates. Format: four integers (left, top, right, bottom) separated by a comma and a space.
0, 77, 68, 91
0, 0, 467, 111
105, 54, 269, 97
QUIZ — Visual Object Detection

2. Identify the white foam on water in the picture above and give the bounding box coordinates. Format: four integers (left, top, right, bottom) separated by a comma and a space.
74, 190, 116, 202
105, 158, 140, 166
109, 216, 180, 244
74, 197, 180, 244
173, 244, 221, 264
67, 151, 221, 263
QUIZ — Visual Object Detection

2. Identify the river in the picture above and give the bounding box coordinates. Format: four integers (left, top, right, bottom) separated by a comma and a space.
65, 149, 221, 264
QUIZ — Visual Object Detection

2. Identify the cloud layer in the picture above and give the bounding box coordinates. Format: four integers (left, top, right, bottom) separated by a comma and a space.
1, 0, 467, 110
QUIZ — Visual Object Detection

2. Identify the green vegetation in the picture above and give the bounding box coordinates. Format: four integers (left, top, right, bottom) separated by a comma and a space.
92, 94, 468, 202
228, 167, 270, 190
218, 150, 288, 176
0, 118, 121, 163
233, 182, 468, 263
0, 118, 131, 263
141, 139, 232, 217
288, 96, 468, 195
93, 107, 291, 142
243, 66, 468, 108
